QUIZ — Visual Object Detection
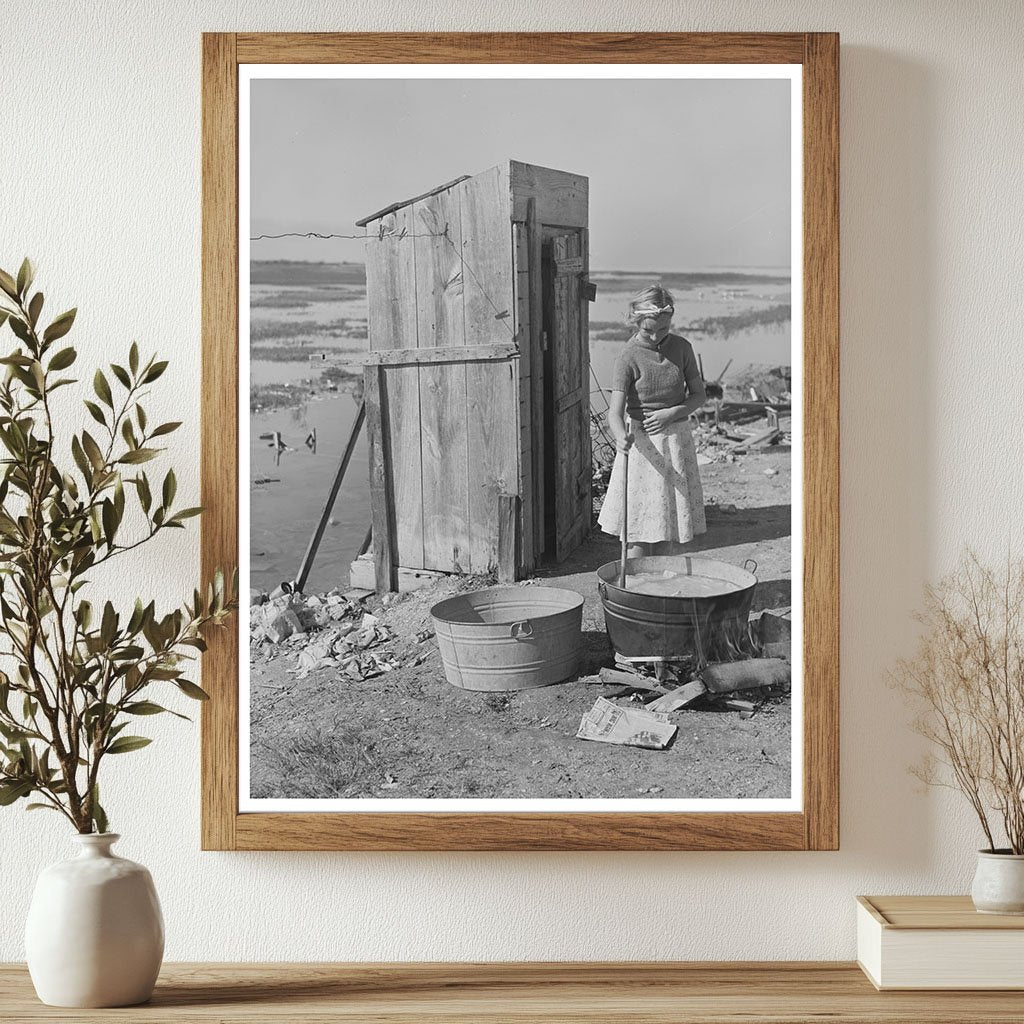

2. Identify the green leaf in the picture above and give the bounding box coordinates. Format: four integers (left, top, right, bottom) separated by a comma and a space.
142, 360, 168, 383
16, 258, 34, 298
175, 679, 210, 701
136, 473, 152, 513
0, 269, 18, 300
91, 785, 108, 834
162, 468, 176, 508
26, 803, 61, 813
125, 700, 188, 722
168, 507, 202, 524
83, 400, 106, 427
101, 498, 116, 546
105, 735, 152, 755
0, 352, 33, 366
124, 700, 166, 715
42, 308, 76, 344
110, 363, 131, 389
121, 418, 137, 450
81, 431, 105, 472
129, 342, 139, 375
0, 779, 33, 805
27, 292, 43, 328
8, 317, 31, 344
93, 369, 113, 408
150, 421, 181, 438
71, 435, 92, 482
136, 404, 147, 432
76, 599, 93, 631
100, 601, 117, 647
48, 346, 77, 371
118, 448, 158, 465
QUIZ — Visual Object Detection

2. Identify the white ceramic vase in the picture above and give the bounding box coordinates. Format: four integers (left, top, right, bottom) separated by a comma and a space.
25, 833, 164, 1007
971, 850, 1024, 915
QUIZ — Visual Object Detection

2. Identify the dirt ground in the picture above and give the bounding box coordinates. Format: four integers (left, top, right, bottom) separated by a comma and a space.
249, 446, 792, 802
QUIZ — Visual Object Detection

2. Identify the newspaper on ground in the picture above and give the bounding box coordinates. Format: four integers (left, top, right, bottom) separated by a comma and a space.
576, 697, 677, 750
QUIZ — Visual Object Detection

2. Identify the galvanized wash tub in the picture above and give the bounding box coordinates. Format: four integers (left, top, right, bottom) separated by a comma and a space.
597, 555, 758, 663
430, 586, 584, 691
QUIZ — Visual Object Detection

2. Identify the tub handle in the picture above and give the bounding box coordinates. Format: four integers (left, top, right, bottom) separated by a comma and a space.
744, 558, 758, 575
598, 581, 608, 601
510, 620, 534, 640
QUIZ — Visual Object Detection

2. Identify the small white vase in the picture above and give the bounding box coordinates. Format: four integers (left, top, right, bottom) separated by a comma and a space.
25, 833, 164, 1007
971, 849, 1024, 915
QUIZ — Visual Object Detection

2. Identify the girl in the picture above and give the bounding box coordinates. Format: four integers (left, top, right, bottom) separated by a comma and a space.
597, 284, 707, 558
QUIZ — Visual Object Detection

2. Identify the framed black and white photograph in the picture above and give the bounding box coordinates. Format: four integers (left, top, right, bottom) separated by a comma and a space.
201, 32, 839, 851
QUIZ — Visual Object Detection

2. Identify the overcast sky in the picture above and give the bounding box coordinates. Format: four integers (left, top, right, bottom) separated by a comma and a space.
250, 76, 791, 272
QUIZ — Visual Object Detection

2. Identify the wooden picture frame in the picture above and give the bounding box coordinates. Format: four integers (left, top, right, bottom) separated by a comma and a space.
201, 32, 839, 851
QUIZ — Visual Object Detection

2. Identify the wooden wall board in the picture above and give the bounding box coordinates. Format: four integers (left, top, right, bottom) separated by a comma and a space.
460, 165, 519, 572
412, 187, 470, 572
513, 221, 534, 571
419, 361, 471, 573
380, 363, 424, 570
413, 187, 464, 349
466, 359, 519, 572
511, 159, 589, 228
526, 197, 545, 562
550, 232, 590, 560
459, 164, 513, 348
362, 364, 394, 593
365, 205, 419, 352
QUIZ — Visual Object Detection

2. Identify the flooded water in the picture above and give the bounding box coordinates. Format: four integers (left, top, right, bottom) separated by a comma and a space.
248, 261, 792, 593
250, 395, 369, 594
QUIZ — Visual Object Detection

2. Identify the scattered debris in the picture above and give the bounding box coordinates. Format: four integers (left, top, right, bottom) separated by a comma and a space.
646, 680, 708, 713
598, 666, 662, 690
576, 697, 677, 750
720, 698, 757, 713
703, 659, 791, 695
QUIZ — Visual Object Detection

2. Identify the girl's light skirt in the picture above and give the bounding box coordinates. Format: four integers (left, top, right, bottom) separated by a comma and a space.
597, 418, 707, 544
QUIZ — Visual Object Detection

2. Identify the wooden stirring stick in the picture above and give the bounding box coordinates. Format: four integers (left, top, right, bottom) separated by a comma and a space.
618, 444, 630, 589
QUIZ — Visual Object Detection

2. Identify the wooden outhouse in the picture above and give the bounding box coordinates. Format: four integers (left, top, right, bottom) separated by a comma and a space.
350, 159, 593, 593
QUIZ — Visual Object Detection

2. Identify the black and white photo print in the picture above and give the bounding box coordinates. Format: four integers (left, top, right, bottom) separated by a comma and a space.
240, 66, 801, 812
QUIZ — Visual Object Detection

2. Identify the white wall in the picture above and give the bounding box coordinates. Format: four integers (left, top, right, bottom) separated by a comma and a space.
2, 0, 1022, 961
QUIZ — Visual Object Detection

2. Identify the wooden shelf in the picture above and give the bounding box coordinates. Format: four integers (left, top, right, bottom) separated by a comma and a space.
3, 962, 1024, 1022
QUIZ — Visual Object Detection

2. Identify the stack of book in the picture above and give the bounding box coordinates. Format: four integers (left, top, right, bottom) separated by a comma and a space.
857, 895, 1024, 990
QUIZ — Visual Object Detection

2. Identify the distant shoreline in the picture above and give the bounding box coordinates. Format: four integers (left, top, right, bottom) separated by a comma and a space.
249, 259, 791, 288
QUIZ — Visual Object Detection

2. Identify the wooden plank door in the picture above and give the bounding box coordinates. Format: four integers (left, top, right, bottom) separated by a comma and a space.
549, 231, 591, 561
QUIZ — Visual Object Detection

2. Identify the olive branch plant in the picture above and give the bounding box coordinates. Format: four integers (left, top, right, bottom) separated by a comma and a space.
893, 550, 1024, 854
0, 259, 236, 833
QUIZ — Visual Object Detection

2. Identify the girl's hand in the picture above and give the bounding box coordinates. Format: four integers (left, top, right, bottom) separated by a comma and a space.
642, 408, 677, 434
617, 431, 634, 454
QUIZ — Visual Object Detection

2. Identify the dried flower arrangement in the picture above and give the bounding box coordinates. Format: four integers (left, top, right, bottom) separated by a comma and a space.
894, 550, 1024, 854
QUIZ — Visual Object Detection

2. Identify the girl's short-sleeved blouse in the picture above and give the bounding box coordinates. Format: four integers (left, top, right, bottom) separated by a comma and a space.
611, 333, 703, 419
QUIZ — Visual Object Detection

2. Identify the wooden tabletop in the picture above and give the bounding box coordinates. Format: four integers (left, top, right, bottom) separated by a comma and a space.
3, 962, 1024, 1022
